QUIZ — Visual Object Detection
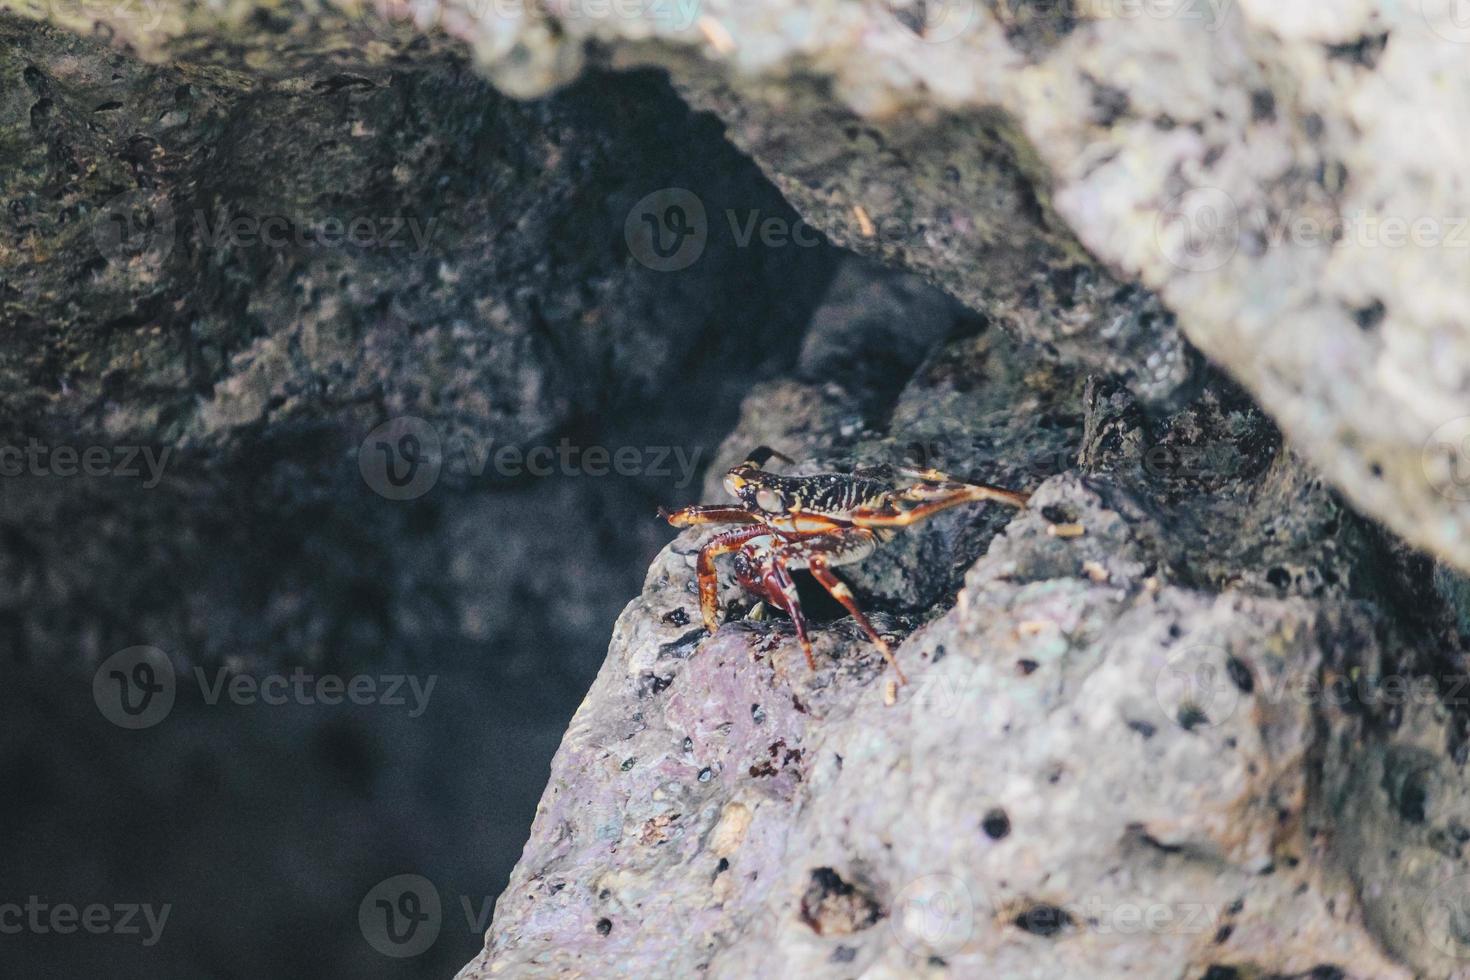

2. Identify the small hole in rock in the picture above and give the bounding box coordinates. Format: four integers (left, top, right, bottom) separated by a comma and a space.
1178, 705, 1209, 731
1013, 903, 1073, 937
1225, 656, 1253, 693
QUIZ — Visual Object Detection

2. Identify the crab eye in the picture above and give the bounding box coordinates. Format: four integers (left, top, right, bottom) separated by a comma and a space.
754, 488, 784, 513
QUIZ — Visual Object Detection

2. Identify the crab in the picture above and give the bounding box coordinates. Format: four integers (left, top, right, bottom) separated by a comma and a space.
661, 447, 1030, 685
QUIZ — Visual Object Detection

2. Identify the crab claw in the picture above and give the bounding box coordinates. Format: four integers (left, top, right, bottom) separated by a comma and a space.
741, 446, 794, 468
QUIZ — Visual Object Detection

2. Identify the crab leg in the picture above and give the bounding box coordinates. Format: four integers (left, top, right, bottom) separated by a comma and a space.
761, 559, 817, 671
661, 504, 762, 528
740, 446, 794, 468
807, 565, 905, 684
696, 526, 772, 632
769, 528, 907, 684
850, 476, 1028, 527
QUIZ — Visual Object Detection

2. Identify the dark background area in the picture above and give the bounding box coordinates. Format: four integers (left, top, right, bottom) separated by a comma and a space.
0, 25, 852, 977
0, 321, 827, 980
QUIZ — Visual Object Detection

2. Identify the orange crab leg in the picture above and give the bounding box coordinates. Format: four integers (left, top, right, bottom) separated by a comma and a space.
808, 564, 906, 684
768, 528, 907, 684
849, 479, 1028, 527
661, 504, 763, 528
761, 559, 817, 671
696, 526, 772, 632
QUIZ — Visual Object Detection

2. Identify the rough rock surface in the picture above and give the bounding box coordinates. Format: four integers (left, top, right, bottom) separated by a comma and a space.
8, 4, 1470, 979
0, 14, 839, 672
465, 299, 1462, 978
326, 0, 1470, 576
0, 14, 844, 980
0, 15, 827, 460
24, 0, 1470, 576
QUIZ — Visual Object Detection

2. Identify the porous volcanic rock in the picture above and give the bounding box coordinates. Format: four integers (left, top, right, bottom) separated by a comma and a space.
464, 295, 1452, 978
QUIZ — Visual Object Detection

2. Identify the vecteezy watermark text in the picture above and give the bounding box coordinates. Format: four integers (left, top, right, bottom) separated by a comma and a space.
1155, 643, 1470, 732
359, 873, 512, 958
358, 417, 704, 500
92, 646, 437, 729
881, 0, 1231, 44
93, 193, 442, 268
1156, 186, 1470, 272
194, 668, 435, 718
0, 440, 171, 487
625, 187, 917, 272
0, 897, 170, 947
193, 210, 438, 255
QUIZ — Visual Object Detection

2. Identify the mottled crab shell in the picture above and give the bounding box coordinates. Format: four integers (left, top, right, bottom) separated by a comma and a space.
730, 471, 895, 519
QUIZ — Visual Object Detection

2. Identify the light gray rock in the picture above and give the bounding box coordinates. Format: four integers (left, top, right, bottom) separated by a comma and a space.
466, 516, 1407, 978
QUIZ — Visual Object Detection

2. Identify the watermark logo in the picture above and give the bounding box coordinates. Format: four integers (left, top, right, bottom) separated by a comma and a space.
350, 0, 703, 43
93, 647, 437, 728
1153, 644, 1244, 730
94, 190, 175, 268
1423, 416, 1470, 502
1158, 186, 1470, 273
625, 188, 707, 272
891, 873, 975, 957
0, 439, 172, 487
193, 210, 438, 255
627, 189, 954, 271
0, 897, 170, 946
1037, 894, 1224, 935
359, 417, 443, 501
355, 874, 510, 958
193, 668, 436, 718
1155, 187, 1240, 272
1081, 0, 1231, 30
93, 646, 176, 730
359, 874, 442, 958
883, 0, 977, 43
1423, 0, 1470, 44
347, 0, 441, 43
907, 670, 978, 721
97, 193, 442, 267
1422, 873, 1470, 958
357, 419, 705, 499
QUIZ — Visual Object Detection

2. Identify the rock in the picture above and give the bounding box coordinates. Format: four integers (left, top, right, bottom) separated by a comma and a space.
0, 15, 839, 673
7, 5, 1470, 978
1, 15, 833, 463
463, 294, 1437, 978
18, 3, 1470, 571
1316, 575, 1470, 979
293, 0, 1470, 573
22, 0, 1470, 556
0, 14, 850, 979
